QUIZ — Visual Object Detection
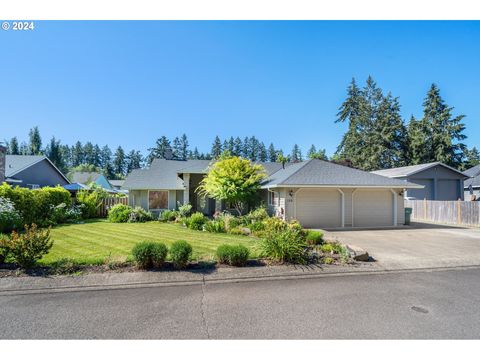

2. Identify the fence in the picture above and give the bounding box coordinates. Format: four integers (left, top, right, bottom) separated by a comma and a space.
98, 197, 128, 217
405, 199, 480, 226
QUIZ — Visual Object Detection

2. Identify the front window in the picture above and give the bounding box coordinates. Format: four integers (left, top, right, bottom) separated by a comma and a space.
149, 191, 168, 210
269, 191, 279, 206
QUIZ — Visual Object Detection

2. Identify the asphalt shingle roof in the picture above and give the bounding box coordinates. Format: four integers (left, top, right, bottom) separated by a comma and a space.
371, 162, 467, 178
262, 159, 421, 188
5, 155, 46, 177
464, 165, 480, 188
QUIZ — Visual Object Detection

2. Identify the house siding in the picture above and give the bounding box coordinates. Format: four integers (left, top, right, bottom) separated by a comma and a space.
14, 160, 69, 188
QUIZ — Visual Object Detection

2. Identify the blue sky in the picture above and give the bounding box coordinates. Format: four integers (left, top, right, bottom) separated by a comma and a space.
1, 21, 479, 157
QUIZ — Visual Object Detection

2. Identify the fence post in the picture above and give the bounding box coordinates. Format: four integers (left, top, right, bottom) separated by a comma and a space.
423, 198, 427, 220
457, 200, 461, 225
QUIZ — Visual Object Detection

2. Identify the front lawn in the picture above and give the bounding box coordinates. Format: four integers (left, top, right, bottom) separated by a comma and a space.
40, 220, 259, 265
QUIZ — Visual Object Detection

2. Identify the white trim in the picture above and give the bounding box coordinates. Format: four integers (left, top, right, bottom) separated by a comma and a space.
351, 189, 358, 227
263, 184, 423, 189
390, 189, 398, 226
373, 162, 469, 179
147, 189, 170, 211
338, 188, 345, 228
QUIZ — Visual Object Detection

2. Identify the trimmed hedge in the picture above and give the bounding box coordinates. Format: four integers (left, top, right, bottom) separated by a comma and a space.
132, 241, 168, 269
216, 244, 249, 266
170, 240, 192, 269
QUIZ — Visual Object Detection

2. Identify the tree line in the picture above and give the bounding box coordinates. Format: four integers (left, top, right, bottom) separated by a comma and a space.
4, 75, 479, 179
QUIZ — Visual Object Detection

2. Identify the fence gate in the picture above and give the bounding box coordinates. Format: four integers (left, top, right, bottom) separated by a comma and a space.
98, 197, 128, 217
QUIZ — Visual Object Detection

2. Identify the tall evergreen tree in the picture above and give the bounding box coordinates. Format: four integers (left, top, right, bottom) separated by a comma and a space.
268, 143, 277, 162
148, 136, 172, 162
60, 144, 72, 169
172, 136, 182, 160
83, 142, 95, 165
227, 137, 235, 155
179, 134, 189, 161
307, 144, 317, 159
19, 142, 29, 155
8, 137, 19, 155
126, 150, 143, 173
113, 146, 126, 177
258, 142, 267, 162
211, 136, 223, 159
191, 147, 200, 160
28, 126, 42, 155
242, 137, 250, 158
463, 147, 480, 170
92, 144, 102, 167
291, 144, 302, 162
45, 137, 66, 172
100, 145, 114, 178
72, 141, 84, 166
233, 137, 243, 157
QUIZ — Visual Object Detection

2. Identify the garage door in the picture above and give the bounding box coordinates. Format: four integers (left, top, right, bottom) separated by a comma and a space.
407, 179, 433, 200
353, 190, 393, 227
295, 189, 341, 228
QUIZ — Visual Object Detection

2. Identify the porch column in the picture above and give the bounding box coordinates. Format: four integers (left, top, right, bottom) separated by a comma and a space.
183, 173, 190, 205
338, 189, 345, 228
391, 189, 398, 226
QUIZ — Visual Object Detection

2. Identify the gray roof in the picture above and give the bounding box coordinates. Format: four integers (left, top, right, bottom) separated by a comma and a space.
262, 159, 422, 188
464, 165, 480, 188
108, 179, 125, 187
6, 155, 47, 177
123, 159, 288, 190
371, 162, 467, 179
70, 172, 103, 184
5, 155, 69, 183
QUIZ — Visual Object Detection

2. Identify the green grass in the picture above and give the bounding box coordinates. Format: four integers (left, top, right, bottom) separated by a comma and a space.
40, 220, 259, 265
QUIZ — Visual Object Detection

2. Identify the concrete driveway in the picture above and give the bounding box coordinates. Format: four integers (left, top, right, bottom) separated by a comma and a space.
325, 222, 480, 270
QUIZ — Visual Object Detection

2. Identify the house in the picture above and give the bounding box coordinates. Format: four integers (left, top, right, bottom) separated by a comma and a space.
0, 148, 69, 189
372, 162, 467, 201
108, 179, 125, 191
69, 172, 114, 191
463, 164, 480, 200
123, 158, 421, 228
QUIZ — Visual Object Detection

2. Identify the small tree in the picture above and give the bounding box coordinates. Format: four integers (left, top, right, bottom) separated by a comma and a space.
197, 156, 267, 216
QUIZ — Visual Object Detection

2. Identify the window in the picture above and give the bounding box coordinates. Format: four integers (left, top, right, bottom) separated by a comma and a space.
149, 190, 168, 210
269, 191, 279, 206
28, 184, 40, 189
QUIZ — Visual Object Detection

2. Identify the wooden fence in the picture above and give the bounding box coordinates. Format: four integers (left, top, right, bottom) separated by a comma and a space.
405, 199, 480, 226
98, 197, 128, 217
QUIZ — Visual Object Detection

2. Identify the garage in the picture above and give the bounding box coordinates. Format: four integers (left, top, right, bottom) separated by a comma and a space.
295, 188, 342, 228
353, 189, 394, 227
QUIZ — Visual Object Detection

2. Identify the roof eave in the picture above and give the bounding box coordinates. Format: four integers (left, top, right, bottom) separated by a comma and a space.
262, 184, 423, 189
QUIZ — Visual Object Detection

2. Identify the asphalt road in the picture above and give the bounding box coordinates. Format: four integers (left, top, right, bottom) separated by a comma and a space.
2, 268, 480, 339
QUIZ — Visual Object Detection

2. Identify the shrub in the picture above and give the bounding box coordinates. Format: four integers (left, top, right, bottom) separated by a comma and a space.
0, 234, 10, 263
170, 240, 192, 269
243, 207, 269, 225
305, 230, 324, 246
246, 221, 265, 232
204, 219, 226, 233
216, 244, 249, 266
5, 224, 53, 269
132, 241, 168, 269
128, 206, 153, 223
177, 203, 192, 218
221, 213, 242, 231
322, 256, 335, 265
76, 188, 108, 219
320, 242, 344, 255
160, 209, 178, 222
108, 204, 133, 223
0, 196, 23, 233
227, 226, 249, 236
259, 227, 308, 264
183, 212, 207, 231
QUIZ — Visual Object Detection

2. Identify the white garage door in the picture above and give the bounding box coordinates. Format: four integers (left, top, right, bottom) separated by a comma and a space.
353, 190, 393, 227
295, 189, 342, 228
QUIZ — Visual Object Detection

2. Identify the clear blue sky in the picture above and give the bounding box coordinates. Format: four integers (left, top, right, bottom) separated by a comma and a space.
1, 21, 479, 157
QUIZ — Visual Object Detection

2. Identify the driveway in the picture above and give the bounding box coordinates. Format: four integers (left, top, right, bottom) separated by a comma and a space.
325, 222, 480, 270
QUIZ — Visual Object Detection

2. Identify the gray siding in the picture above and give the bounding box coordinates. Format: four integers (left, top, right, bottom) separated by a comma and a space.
14, 160, 68, 188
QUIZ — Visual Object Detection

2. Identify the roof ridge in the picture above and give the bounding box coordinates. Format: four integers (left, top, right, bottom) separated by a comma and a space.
276, 159, 313, 185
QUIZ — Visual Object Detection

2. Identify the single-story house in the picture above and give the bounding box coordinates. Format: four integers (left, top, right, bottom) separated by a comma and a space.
463, 164, 480, 200
0, 152, 70, 189
123, 158, 421, 229
371, 162, 467, 201
108, 179, 125, 191
69, 172, 114, 191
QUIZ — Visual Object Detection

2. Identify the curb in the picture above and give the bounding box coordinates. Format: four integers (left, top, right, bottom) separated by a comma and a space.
2, 264, 480, 296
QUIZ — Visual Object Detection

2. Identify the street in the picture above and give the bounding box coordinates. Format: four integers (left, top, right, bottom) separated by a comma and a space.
1, 268, 480, 339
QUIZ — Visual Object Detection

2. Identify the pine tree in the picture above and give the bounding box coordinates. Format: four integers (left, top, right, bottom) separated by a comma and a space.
83, 142, 95, 165
113, 146, 126, 177
8, 137, 19, 155
227, 137, 235, 155
100, 145, 114, 178
148, 136, 172, 162
28, 126, 42, 155
258, 142, 267, 162
72, 141, 84, 166
463, 147, 480, 170
179, 134, 189, 161
268, 143, 277, 162
291, 144, 302, 162
172, 137, 181, 160
60, 145, 72, 169
191, 147, 200, 160
248, 136, 259, 161
19, 142, 29, 155
307, 145, 317, 159
233, 137, 243, 157
242, 137, 250, 158
126, 150, 143, 173
45, 137, 66, 172
211, 136, 222, 159
92, 144, 102, 167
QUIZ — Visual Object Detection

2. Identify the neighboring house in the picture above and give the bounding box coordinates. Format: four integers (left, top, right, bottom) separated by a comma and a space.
463, 164, 480, 200
1, 152, 70, 189
69, 172, 114, 191
108, 179, 125, 191
372, 162, 467, 201
123, 158, 421, 228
